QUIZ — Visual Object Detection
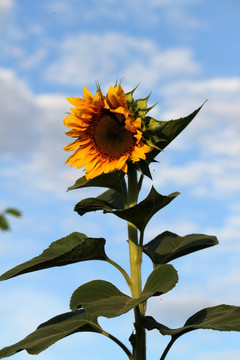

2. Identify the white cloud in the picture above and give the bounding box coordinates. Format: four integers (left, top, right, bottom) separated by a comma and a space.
0, 0, 14, 16
19, 48, 47, 70
147, 292, 216, 328
198, 352, 240, 360
46, 0, 206, 32
43, 32, 201, 90
0, 0, 14, 31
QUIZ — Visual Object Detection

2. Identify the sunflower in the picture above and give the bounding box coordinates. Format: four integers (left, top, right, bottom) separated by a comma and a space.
64, 85, 152, 180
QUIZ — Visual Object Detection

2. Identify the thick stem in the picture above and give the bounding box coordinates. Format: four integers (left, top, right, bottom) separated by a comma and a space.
127, 165, 146, 360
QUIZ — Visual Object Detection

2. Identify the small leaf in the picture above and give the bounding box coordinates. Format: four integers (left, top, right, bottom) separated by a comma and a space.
70, 280, 131, 317
143, 231, 218, 266
70, 265, 178, 318
142, 305, 240, 337
135, 160, 152, 179
142, 264, 178, 296
0, 310, 101, 358
67, 170, 125, 195
105, 187, 179, 232
74, 187, 125, 216
74, 197, 116, 216
5, 208, 21, 217
0, 215, 9, 231
0, 233, 107, 281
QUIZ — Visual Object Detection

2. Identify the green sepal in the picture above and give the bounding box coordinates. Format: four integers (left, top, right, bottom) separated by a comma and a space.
70, 264, 178, 317
74, 188, 124, 216
0, 233, 107, 281
143, 231, 218, 266
0, 310, 101, 358
142, 304, 240, 337
131, 95, 156, 119
125, 84, 139, 106
67, 170, 126, 197
105, 187, 180, 232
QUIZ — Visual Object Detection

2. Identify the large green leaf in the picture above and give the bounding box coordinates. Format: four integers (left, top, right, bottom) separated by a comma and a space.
67, 171, 126, 195
143, 231, 218, 266
70, 264, 178, 317
0, 310, 101, 358
105, 187, 179, 232
142, 305, 240, 337
0, 233, 107, 281
144, 103, 206, 162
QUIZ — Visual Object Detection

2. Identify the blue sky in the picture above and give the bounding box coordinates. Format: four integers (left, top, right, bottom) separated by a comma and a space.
1, 0, 240, 359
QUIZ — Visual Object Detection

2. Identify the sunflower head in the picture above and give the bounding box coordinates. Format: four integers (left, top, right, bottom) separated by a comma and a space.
64, 84, 153, 180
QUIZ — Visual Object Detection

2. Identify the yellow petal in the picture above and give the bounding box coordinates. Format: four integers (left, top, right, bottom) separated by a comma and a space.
83, 86, 94, 102
107, 86, 121, 108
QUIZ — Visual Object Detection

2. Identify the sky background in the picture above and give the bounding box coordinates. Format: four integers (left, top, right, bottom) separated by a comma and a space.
1, 0, 240, 359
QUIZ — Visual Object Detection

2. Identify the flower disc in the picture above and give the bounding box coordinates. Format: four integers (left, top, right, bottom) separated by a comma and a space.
64, 85, 152, 180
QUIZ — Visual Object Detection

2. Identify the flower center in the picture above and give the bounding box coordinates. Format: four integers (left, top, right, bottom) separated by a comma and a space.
90, 111, 136, 159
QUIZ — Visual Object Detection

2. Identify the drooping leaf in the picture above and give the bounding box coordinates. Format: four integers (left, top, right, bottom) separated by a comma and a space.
144, 102, 206, 162
5, 208, 22, 217
0, 310, 101, 358
0, 215, 9, 231
74, 198, 115, 216
67, 171, 125, 196
98, 189, 125, 209
142, 305, 240, 337
143, 231, 218, 266
70, 264, 178, 317
105, 187, 179, 232
74, 187, 125, 216
0, 233, 107, 281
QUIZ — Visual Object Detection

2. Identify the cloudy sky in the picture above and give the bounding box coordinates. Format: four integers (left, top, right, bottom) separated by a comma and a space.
1, 0, 240, 359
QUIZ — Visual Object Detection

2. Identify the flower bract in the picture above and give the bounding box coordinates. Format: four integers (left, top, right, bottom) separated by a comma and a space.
64, 85, 152, 180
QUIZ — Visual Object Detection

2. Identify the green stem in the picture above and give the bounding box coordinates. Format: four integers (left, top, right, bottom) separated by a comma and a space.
159, 336, 177, 360
106, 257, 131, 288
101, 329, 134, 360
127, 165, 146, 360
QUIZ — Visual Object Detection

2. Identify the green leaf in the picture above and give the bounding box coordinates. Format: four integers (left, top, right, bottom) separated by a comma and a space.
144, 102, 206, 162
142, 305, 240, 337
135, 159, 152, 179
105, 187, 179, 232
67, 171, 125, 195
98, 189, 125, 209
0, 310, 101, 358
70, 264, 178, 317
143, 231, 218, 266
142, 264, 178, 296
0, 233, 107, 281
74, 187, 125, 216
0, 215, 9, 231
74, 197, 116, 216
5, 208, 21, 217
